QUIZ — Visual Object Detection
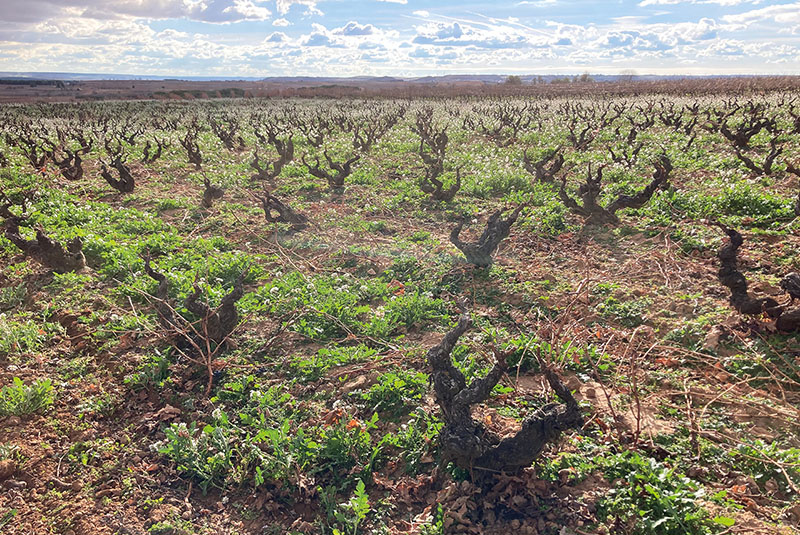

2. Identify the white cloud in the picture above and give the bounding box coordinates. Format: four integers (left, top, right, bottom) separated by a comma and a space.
223, 0, 271, 21
275, 0, 321, 16
265, 31, 288, 42
3, 0, 274, 24
516, 0, 557, 6
638, 0, 684, 6
639, 0, 763, 5
0, 1, 798, 77
334, 21, 376, 36
722, 2, 800, 26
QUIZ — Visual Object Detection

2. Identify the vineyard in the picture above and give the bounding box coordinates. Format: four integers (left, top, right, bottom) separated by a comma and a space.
0, 87, 799, 535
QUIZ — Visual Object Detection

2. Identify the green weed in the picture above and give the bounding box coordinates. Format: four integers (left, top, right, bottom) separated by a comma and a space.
356, 369, 427, 417
0, 377, 55, 416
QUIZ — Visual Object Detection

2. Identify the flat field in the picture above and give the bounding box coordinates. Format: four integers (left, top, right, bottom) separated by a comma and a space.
0, 89, 798, 535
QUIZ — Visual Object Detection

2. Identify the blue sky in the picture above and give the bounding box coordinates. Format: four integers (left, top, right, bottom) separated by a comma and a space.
0, 0, 798, 76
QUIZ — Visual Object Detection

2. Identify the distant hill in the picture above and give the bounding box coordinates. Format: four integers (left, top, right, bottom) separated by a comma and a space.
0, 72, 754, 85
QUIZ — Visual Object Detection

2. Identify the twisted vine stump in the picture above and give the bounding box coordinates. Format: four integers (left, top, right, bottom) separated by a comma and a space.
450, 204, 525, 267
53, 150, 84, 181
716, 224, 780, 316
522, 147, 564, 183
100, 157, 135, 193
143, 261, 248, 394
184, 271, 246, 346
5, 225, 86, 273
256, 191, 309, 231
421, 167, 461, 202
302, 151, 360, 191
428, 312, 583, 474
181, 133, 203, 170
782, 273, 800, 303
559, 156, 672, 226
716, 224, 800, 331
1, 194, 86, 273
201, 176, 224, 208
143, 257, 176, 331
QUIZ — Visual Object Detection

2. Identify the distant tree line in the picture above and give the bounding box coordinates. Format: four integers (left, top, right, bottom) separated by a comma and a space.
506, 73, 595, 85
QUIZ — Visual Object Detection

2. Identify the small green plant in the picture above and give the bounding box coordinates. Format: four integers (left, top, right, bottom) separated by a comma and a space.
261, 272, 378, 341
156, 407, 315, 493
156, 419, 240, 492
77, 392, 120, 420
408, 230, 432, 243
0, 509, 18, 531
0, 377, 55, 416
148, 517, 196, 535
730, 440, 800, 495
0, 314, 61, 357
291, 345, 377, 382
0, 443, 20, 462
418, 504, 445, 535
332, 479, 370, 535
314, 412, 385, 485
155, 198, 188, 211
388, 409, 442, 475
357, 369, 427, 417
597, 451, 715, 535
379, 290, 445, 333
596, 295, 651, 327
124, 351, 172, 391
0, 283, 25, 311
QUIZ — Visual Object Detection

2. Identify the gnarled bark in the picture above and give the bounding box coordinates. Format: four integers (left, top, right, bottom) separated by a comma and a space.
560, 156, 672, 226
450, 204, 525, 267
180, 133, 203, 170
421, 167, 461, 202
776, 308, 800, 332
715, 224, 780, 316
201, 175, 224, 208
256, 191, 309, 231
1, 196, 85, 273
143, 256, 176, 331
715, 225, 800, 331
413, 108, 458, 201
428, 312, 583, 473
734, 137, 782, 176
522, 147, 564, 183
184, 270, 246, 346
781, 273, 800, 302
142, 137, 167, 164
143, 257, 246, 346
7, 226, 85, 273
250, 142, 293, 182
53, 150, 84, 181
100, 157, 135, 193
302, 151, 360, 190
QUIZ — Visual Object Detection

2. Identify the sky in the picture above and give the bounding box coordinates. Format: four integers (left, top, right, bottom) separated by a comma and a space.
0, 0, 798, 77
